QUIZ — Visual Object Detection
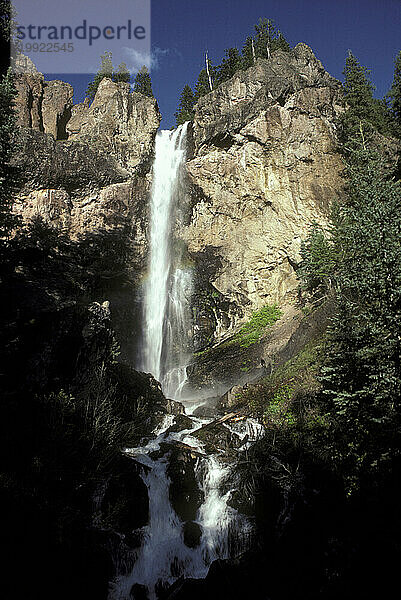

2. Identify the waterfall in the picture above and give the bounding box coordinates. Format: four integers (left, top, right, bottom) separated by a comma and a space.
110, 124, 253, 600
140, 123, 191, 397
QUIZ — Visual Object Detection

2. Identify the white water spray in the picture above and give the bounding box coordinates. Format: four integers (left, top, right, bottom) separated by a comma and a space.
141, 123, 189, 388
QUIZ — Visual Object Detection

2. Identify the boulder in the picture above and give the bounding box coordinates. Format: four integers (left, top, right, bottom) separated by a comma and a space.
167, 445, 204, 521
183, 521, 202, 548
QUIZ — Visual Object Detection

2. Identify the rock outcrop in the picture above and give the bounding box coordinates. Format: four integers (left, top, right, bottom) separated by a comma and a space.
11, 58, 160, 276
11, 57, 160, 362
13, 54, 73, 139
183, 44, 344, 346
67, 77, 161, 172
42, 80, 73, 140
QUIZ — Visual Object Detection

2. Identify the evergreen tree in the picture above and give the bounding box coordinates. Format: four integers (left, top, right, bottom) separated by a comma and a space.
216, 47, 242, 85
194, 58, 217, 100
343, 51, 376, 121
174, 84, 195, 126
388, 50, 401, 135
113, 61, 130, 84
320, 134, 401, 493
0, 68, 18, 240
241, 36, 256, 69
298, 222, 337, 301
86, 51, 113, 102
341, 51, 391, 142
254, 18, 290, 59
133, 66, 154, 97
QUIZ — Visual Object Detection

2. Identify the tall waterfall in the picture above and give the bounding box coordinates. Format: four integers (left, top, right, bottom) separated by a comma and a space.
110, 124, 254, 600
141, 123, 191, 398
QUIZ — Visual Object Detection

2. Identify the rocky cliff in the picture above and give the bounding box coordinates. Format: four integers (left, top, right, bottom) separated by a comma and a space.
12, 46, 344, 366
183, 44, 344, 347
12, 56, 160, 250
11, 57, 161, 362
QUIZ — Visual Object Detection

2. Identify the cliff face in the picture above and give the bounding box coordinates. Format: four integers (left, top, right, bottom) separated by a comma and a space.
67, 77, 160, 173
183, 44, 344, 344
12, 59, 161, 279
12, 47, 344, 358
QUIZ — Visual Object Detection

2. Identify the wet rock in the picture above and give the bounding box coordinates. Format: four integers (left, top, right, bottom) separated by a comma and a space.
183, 521, 202, 549
130, 583, 148, 600
165, 414, 194, 434
167, 446, 204, 522
100, 455, 149, 536
219, 385, 247, 410
192, 402, 219, 418
167, 399, 186, 415
193, 422, 242, 456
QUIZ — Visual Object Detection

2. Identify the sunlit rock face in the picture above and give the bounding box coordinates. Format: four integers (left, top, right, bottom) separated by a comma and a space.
11, 58, 161, 276
67, 77, 161, 173
183, 44, 345, 338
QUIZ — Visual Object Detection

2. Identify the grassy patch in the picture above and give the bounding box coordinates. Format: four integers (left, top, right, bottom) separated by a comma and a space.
242, 342, 328, 435
224, 304, 282, 349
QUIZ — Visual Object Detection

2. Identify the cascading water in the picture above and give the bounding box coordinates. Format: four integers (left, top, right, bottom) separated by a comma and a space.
140, 123, 191, 395
110, 124, 256, 600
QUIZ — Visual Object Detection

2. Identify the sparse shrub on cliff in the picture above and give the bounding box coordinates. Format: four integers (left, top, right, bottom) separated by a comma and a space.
230, 304, 282, 348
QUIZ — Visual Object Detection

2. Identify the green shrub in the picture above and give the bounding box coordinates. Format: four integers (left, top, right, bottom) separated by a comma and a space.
228, 304, 282, 348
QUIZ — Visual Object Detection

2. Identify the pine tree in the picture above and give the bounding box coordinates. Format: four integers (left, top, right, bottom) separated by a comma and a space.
388, 50, 401, 135
241, 36, 256, 69
216, 47, 242, 85
320, 134, 401, 493
174, 85, 195, 126
194, 58, 216, 100
298, 222, 336, 300
86, 51, 113, 102
133, 66, 153, 97
254, 18, 290, 59
0, 68, 19, 240
113, 61, 130, 84
343, 51, 376, 121
341, 51, 392, 143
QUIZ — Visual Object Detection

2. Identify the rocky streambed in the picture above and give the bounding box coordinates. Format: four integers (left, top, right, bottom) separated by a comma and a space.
108, 401, 263, 600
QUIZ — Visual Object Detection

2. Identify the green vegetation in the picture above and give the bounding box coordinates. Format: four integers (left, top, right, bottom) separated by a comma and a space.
174, 18, 290, 125
0, 67, 19, 240
133, 65, 154, 98
297, 51, 401, 495
175, 84, 195, 125
242, 342, 322, 422
227, 304, 282, 348
85, 52, 133, 102
388, 50, 401, 135
298, 222, 336, 301
340, 51, 393, 142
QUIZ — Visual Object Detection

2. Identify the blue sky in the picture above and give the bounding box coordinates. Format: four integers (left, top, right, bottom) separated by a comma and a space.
47, 0, 401, 129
